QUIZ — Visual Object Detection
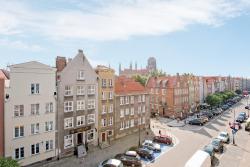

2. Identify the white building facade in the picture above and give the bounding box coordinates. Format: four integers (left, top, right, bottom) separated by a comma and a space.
4, 61, 57, 166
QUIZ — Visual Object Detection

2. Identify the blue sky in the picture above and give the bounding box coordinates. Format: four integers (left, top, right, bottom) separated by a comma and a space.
0, 0, 250, 77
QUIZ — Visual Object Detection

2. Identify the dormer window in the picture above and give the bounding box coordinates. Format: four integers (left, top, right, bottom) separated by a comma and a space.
77, 71, 85, 80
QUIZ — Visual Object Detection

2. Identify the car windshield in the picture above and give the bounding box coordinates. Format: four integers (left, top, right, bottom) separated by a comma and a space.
212, 140, 219, 146
220, 133, 227, 137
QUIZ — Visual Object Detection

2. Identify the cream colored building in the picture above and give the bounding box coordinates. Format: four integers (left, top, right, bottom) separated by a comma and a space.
4, 61, 57, 166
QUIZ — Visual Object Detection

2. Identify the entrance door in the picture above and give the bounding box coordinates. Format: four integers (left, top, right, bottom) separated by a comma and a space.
101, 132, 106, 142
77, 133, 83, 145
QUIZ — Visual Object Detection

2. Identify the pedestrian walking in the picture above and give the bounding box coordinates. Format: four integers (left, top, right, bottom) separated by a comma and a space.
159, 130, 161, 135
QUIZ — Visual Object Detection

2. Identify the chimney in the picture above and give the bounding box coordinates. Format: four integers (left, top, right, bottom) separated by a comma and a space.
56, 56, 67, 72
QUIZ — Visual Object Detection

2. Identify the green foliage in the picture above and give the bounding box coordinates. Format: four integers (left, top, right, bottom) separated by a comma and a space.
149, 70, 166, 77
0, 157, 20, 167
129, 146, 138, 151
235, 89, 242, 95
206, 91, 236, 106
133, 75, 148, 86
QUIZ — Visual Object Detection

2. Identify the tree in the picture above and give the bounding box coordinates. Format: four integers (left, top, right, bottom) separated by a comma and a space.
235, 89, 242, 95
0, 157, 20, 167
206, 94, 222, 106
133, 75, 147, 86
149, 70, 166, 77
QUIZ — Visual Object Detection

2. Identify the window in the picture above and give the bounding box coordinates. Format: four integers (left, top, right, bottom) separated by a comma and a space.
14, 126, 24, 138
151, 88, 154, 94
138, 95, 142, 103
87, 114, 95, 124
130, 119, 134, 127
102, 105, 106, 114
125, 120, 130, 129
31, 143, 40, 155
45, 121, 53, 132
64, 101, 73, 112
138, 106, 142, 114
109, 79, 113, 87
125, 108, 129, 115
64, 117, 73, 129
77, 116, 85, 126
87, 85, 95, 95
87, 99, 95, 109
138, 117, 142, 125
108, 130, 113, 136
109, 105, 113, 113
77, 100, 85, 111
31, 123, 39, 134
142, 117, 146, 124
142, 105, 146, 113
109, 117, 113, 126
109, 92, 113, 99
77, 86, 85, 95
120, 97, 124, 105
120, 122, 124, 130
130, 96, 134, 104
14, 105, 24, 117
15, 147, 24, 160
64, 85, 72, 96
31, 104, 39, 115
120, 109, 124, 118
130, 107, 134, 115
101, 118, 106, 127
64, 135, 73, 149
77, 70, 85, 80
45, 102, 53, 113
46, 140, 53, 151
87, 129, 95, 142
142, 95, 146, 102
31, 83, 39, 94
125, 96, 129, 104
102, 91, 106, 100
102, 79, 106, 87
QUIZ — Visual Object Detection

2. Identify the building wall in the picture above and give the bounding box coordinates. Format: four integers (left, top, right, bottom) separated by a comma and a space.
4, 62, 56, 166
96, 66, 115, 146
57, 51, 98, 158
0, 78, 4, 156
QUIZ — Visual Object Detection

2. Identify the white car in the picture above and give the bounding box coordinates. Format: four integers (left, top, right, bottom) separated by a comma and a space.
142, 140, 161, 152
99, 159, 123, 167
217, 132, 230, 144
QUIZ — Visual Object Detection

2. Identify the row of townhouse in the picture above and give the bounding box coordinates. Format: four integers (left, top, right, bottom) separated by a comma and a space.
146, 74, 246, 118
0, 50, 150, 166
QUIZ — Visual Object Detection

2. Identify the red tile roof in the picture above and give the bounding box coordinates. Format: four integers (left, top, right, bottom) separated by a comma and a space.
115, 76, 147, 94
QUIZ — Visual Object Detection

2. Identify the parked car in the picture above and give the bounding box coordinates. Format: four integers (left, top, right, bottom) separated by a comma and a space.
211, 138, 224, 153
199, 116, 209, 123
136, 148, 154, 160
202, 144, 215, 157
245, 118, 250, 131
236, 115, 245, 123
153, 135, 172, 145
185, 150, 211, 167
99, 159, 124, 167
239, 112, 247, 120
142, 140, 161, 152
115, 154, 142, 167
188, 118, 204, 126
125, 151, 140, 159
221, 105, 229, 111
217, 132, 230, 144
211, 109, 221, 116
201, 111, 213, 119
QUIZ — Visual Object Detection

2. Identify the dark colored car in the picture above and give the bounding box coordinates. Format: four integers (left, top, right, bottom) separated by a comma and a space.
211, 109, 221, 116
153, 135, 172, 145
245, 106, 249, 109
221, 105, 229, 111
211, 138, 224, 153
189, 119, 204, 126
115, 154, 142, 167
201, 111, 213, 119
239, 112, 247, 120
203, 144, 215, 157
236, 115, 245, 123
136, 148, 154, 160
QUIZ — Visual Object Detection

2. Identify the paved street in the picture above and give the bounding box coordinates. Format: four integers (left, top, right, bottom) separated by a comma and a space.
149, 98, 250, 167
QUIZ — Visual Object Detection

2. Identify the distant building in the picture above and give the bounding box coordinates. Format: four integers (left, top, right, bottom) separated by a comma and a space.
119, 57, 157, 77
4, 62, 57, 166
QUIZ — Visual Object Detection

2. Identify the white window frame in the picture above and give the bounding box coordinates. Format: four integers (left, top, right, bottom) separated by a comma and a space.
31, 143, 40, 155
87, 85, 95, 95
14, 105, 24, 117
130, 96, 134, 104
64, 101, 73, 112
120, 109, 124, 118
125, 96, 129, 104
64, 117, 73, 129
120, 97, 124, 105
142, 105, 146, 113
14, 126, 24, 138
109, 104, 113, 113
101, 118, 106, 127
31, 123, 39, 135
142, 117, 146, 124
64, 134, 73, 149
45, 140, 53, 151
102, 105, 106, 114
102, 91, 106, 100
130, 107, 134, 115
77, 100, 85, 111
130, 119, 134, 127
125, 108, 129, 115
87, 99, 95, 110
31, 83, 39, 95
109, 91, 113, 100
109, 79, 113, 87
76, 85, 85, 95
45, 102, 53, 113
87, 114, 95, 124
31, 103, 39, 115
14, 147, 24, 160
120, 122, 124, 130
77, 70, 85, 80
45, 121, 53, 132
77, 115, 85, 126
102, 79, 106, 87
142, 95, 146, 102
87, 129, 95, 142
109, 117, 113, 126
64, 85, 73, 96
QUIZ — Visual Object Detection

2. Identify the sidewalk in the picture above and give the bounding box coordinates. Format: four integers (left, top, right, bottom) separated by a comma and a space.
167, 120, 186, 127
42, 130, 154, 167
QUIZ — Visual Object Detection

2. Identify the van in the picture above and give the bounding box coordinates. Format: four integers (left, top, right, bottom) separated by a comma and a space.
185, 150, 211, 167
245, 118, 250, 131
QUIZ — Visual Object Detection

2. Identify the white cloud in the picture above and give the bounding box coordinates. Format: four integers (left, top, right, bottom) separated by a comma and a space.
0, 39, 44, 52
0, 0, 250, 40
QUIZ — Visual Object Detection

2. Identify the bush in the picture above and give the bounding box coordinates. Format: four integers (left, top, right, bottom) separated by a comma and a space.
0, 157, 20, 167
129, 146, 139, 151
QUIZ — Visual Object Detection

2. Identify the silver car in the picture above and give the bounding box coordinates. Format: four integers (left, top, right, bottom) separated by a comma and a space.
98, 159, 123, 167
